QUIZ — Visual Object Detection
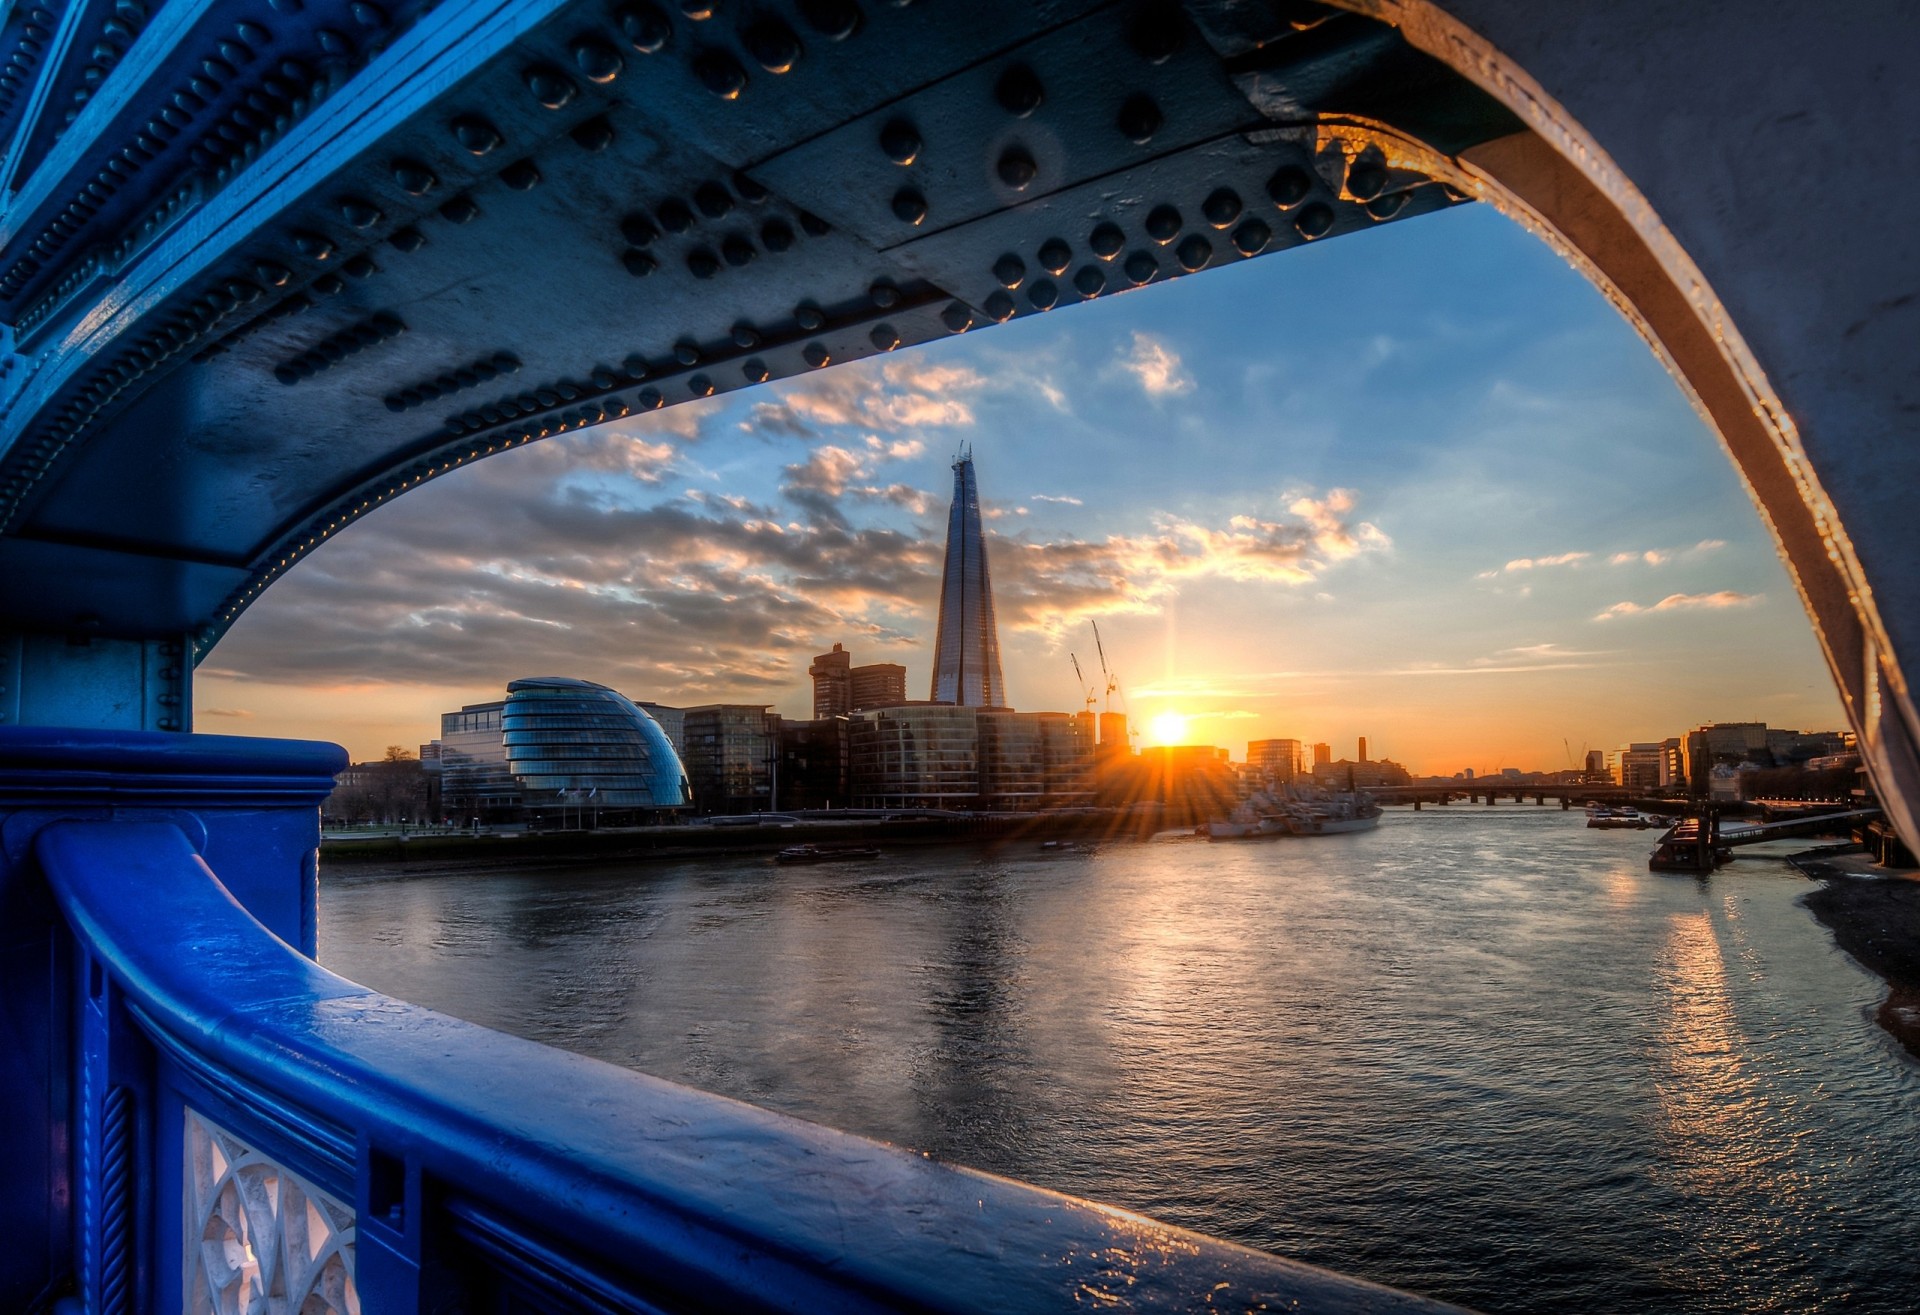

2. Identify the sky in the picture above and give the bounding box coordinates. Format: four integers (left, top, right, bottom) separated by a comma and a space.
197, 203, 1844, 774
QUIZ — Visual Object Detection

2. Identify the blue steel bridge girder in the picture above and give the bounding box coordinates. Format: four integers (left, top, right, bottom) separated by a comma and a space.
0, 0, 1487, 647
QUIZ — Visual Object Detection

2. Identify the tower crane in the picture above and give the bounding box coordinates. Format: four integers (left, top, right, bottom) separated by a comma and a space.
1091, 620, 1119, 712
1070, 653, 1097, 715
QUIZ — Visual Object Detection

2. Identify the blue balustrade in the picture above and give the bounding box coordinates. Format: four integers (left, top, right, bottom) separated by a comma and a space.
4, 726, 1460, 1311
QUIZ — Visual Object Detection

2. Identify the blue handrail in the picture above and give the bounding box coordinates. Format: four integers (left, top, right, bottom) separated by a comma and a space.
37, 818, 1463, 1312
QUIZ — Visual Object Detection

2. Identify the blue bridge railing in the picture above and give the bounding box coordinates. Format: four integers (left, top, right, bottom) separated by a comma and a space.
7, 727, 1460, 1312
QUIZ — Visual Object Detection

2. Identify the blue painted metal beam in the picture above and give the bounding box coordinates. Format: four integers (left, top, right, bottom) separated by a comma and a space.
38, 811, 1464, 1312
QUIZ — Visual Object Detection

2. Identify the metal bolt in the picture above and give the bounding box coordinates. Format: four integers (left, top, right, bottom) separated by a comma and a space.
1231, 218, 1271, 255
869, 324, 900, 351
1027, 278, 1057, 310
1175, 233, 1210, 271
880, 119, 920, 165
693, 48, 747, 99
451, 114, 502, 155
941, 301, 972, 333
869, 280, 899, 308
689, 374, 714, 396
573, 36, 624, 82
1073, 265, 1104, 296
992, 253, 1025, 288
743, 17, 801, 72
1144, 204, 1181, 243
1201, 188, 1242, 228
996, 147, 1036, 191
742, 358, 770, 382
1123, 250, 1156, 284
1089, 222, 1124, 259
732, 322, 761, 347
620, 3, 671, 53
995, 64, 1043, 117
1293, 202, 1334, 239
523, 63, 575, 108
1116, 92, 1161, 144
985, 291, 1015, 322
796, 304, 825, 331
1266, 166, 1312, 209
891, 187, 927, 225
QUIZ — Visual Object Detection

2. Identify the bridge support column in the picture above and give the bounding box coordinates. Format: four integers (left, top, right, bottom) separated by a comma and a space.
0, 633, 193, 732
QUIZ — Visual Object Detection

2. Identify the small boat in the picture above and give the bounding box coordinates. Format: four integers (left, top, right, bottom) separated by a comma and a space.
1587, 808, 1656, 829
775, 844, 881, 865
1038, 840, 1095, 855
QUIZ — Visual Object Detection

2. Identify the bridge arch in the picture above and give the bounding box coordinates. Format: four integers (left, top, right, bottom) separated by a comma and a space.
0, 0, 1912, 852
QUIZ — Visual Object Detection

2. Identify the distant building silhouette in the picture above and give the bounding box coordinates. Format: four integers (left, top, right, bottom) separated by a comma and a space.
1248, 739, 1304, 782
812, 643, 908, 718
1312, 742, 1331, 768
930, 449, 1006, 707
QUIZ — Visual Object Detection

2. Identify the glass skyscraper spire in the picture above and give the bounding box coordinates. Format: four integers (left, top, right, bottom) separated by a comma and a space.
930, 448, 1006, 707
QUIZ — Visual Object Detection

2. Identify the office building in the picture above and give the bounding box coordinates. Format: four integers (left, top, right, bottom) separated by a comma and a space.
1097, 711, 1130, 755
439, 699, 519, 823
813, 643, 910, 718
1247, 739, 1304, 783
850, 661, 907, 711
776, 717, 851, 810
849, 704, 981, 808
1312, 742, 1332, 768
929, 448, 1006, 707
680, 705, 776, 814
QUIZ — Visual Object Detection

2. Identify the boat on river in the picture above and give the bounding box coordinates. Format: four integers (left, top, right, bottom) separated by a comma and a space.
1207, 786, 1382, 839
775, 844, 881, 865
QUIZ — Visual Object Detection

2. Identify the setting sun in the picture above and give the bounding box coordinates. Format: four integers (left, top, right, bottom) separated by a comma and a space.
1149, 711, 1190, 746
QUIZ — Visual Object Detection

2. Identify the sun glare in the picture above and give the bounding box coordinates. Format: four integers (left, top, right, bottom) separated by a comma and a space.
1149, 711, 1189, 746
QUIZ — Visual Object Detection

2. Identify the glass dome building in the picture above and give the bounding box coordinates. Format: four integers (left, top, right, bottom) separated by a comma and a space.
501, 677, 692, 819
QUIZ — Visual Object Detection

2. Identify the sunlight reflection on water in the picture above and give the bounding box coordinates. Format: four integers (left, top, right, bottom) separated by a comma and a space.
319, 808, 1920, 1312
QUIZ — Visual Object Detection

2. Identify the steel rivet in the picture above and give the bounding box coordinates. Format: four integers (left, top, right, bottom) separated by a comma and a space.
292, 229, 334, 259
995, 63, 1042, 117
941, 301, 972, 333
880, 119, 920, 165
992, 253, 1025, 288
1089, 222, 1124, 259
1201, 188, 1242, 228
693, 48, 747, 98
1073, 264, 1105, 296
1294, 202, 1333, 239
1175, 234, 1210, 271
799, 211, 831, 237
1231, 218, 1271, 255
681, 0, 713, 17
451, 114, 503, 155
869, 280, 899, 308
675, 340, 701, 364
687, 248, 720, 278
796, 304, 825, 331
1126, 6, 1184, 63
733, 322, 761, 347
313, 274, 344, 295
658, 199, 693, 232
798, 0, 861, 40
870, 324, 900, 351
891, 187, 927, 225
638, 387, 663, 409
1365, 190, 1408, 220
501, 158, 541, 190
985, 291, 1015, 322
620, 2, 672, 52
1346, 159, 1387, 201
743, 358, 770, 382
570, 115, 615, 151
744, 17, 801, 72
1037, 238, 1071, 273
1123, 250, 1156, 284
623, 354, 650, 378
1117, 92, 1161, 144
573, 35, 624, 82
695, 181, 734, 217
392, 158, 436, 194
439, 195, 480, 223
1267, 166, 1312, 209
804, 342, 831, 367
689, 373, 714, 396
622, 249, 658, 276
1027, 278, 1057, 310
761, 218, 794, 251
1144, 204, 1181, 243
996, 147, 1036, 191
622, 213, 660, 245
523, 63, 576, 108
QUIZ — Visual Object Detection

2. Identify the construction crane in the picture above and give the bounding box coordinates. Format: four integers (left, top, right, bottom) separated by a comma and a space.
1069, 653, 1097, 715
1091, 620, 1119, 712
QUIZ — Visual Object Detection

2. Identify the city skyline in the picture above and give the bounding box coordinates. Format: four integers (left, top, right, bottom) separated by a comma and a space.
196, 204, 1842, 771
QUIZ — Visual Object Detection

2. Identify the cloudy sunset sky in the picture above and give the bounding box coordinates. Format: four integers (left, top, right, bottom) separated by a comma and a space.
197, 202, 1844, 774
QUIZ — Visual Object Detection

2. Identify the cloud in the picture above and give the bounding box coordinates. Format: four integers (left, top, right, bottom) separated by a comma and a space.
742, 357, 981, 438
1594, 591, 1761, 621
1115, 331, 1194, 398
1031, 494, 1083, 506
1607, 539, 1728, 567
1502, 551, 1589, 572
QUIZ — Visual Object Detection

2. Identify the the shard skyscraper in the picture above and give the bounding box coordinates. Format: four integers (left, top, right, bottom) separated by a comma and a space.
930, 447, 1006, 707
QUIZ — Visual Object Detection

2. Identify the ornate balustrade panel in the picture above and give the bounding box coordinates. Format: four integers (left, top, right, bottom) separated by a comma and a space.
31, 761, 1464, 1312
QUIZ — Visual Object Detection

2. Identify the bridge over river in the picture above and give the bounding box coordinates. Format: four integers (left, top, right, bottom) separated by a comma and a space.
3, 2, 1918, 1310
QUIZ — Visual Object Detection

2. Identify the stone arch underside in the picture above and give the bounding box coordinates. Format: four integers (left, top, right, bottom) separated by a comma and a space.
0, 0, 1912, 846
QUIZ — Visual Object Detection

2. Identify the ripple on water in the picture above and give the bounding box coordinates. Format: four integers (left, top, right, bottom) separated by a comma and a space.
319, 810, 1920, 1313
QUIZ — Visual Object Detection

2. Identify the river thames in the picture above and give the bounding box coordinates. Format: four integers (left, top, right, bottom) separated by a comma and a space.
318, 807, 1920, 1312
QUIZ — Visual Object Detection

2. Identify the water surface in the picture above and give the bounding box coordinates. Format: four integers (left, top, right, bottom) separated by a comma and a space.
318, 807, 1920, 1312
